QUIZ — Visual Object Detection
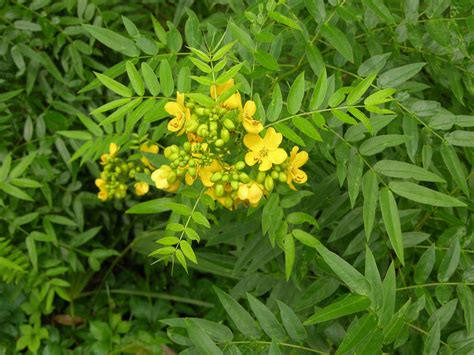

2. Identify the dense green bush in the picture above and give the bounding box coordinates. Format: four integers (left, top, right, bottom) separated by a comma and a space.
1, 0, 473, 353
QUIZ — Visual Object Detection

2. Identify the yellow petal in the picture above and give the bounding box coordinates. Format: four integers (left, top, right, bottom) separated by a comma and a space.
244, 101, 256, 117
176, 92, 185, 106
238, 184, 249, 200
268, 148, 288, 165
151, 166, 171, 189
243, 133, 263, 150
294, 150, 308, 168
248, 183, 263, 204
245, 151, 260, 167
293, 169, 308, 184
224, 92, 242, 109
185, 173, 195, 186
134, 182, 149, 196
243, 118, 263, 134
98, 190, 108, 201
165, 102, 182, 116
165, 181, 180, 192
168, 115, 184, 132
258, 158, 272, 171
263, 127, 282, 150
95, 178, 106, 188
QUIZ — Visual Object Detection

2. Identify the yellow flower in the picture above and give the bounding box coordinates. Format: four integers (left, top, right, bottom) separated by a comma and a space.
140, 143, 159, 169
238, 181, 264, 205
151, 165, 180, 192
244, 127, 288, 171
165, 92, 190, 134
95, 178, 108, 201
199, 160, 223, 187
134, 182, 149, 196
210, 79, 242, 109
286, 146, 308, 190
100, 143, 119, 164
241, 101, 263, 134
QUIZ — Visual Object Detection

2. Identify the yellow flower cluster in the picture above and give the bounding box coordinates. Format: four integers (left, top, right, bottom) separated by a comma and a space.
95, 142, 158, 201
149, 79, 309, 209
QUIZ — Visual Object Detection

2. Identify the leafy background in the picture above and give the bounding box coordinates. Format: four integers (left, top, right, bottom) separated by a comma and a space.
0, 0, 473, 353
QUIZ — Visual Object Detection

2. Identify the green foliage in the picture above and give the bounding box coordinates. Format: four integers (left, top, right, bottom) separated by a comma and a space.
1, 0, 474, 353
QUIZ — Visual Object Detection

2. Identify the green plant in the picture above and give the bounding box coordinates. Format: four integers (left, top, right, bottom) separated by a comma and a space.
1, 0, 473, 353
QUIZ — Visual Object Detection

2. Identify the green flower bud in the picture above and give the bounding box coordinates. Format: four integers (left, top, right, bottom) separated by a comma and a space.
231, 180, 239, 190
179, 162, 186, 167
225, 197, 233, 208
221, 128, 230, 142
235, 161, 246, 170
204, 108, 211, 115
265, 176, 274, 191
271, 171, 279, 179
211, 172, 222, 182
186, 119, 199, 133
257, 171, 266, 183
232, 173, 240, 181
196, 107, 205, 115
223, 119, 235, 130
183, 142, 191, 152
115, 167, 121, 174
215, 183, 224, 197
213, 114, 219, 120
169, 153, 179, 161
188, 167, 196, 177
219, 107, 227, 114
210, 122, 218, 131
279, 172, 287, 183
274, 165, 281, 172
170, 145, 179, 153
179, 149, 187, 157
221, 174, 230, 182
164, 147, 172, 158
240, 173, 250, 183
144, 168, 151, 175
129, 170, 136, 178
215, 139, 225, 147
167, 171, 177, 184
210, 130, 218, 137
189, 159, 196, 167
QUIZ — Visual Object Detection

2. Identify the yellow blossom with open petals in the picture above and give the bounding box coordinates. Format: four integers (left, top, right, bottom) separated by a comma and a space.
199, 160, 223, 187
134, 182, 149, 196
140, 143, 159, 169
210, 79, 242, 109
238, 181, 264, 205
244, 128, 288, 171
151, 165, 180, 192
286, 146, 308, 190
241, 101, 263, 134
165, 92, 190, 134
95, 178, 108, 201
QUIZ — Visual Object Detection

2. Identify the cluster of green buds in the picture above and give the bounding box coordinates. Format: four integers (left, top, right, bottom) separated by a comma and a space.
95, 143, 156, 201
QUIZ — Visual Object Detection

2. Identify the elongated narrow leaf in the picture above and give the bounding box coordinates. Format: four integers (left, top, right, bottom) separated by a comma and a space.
95, 72, 133, 97
379, 188, 404, 265
437, 238, 460, 282
378, 262, 396, 328
213, 287, 260, 338
365, 246, 383, 310
346, 73, 376, 105
287, 72, 305, 115
267, 84, 282, 122
277, 301, 307, 343
320, 24, 353, 62
424, 320, 440, 355
82, 24, 139, 57
457, 285, 474, 334
389, 181, 466, 207
160, 60, 174, 97
362, 170, 378, 240
292, 116, 322, 141
359, 135, 411, 156
284, 233, 295, 281
445, 130, 474, 147
374, 160, 445, 182
310, 67, 327, 110
185, 319, 222, 355
414, 245, 435, 284
377, 63, 425, 88
126, 61, 145, 96
336, 314, 378, 354
304, 294, 371, 325
440, 144, 469, 196
247, 293, 286, 340
347, 153, 363, 208
141, 62, 160, 96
